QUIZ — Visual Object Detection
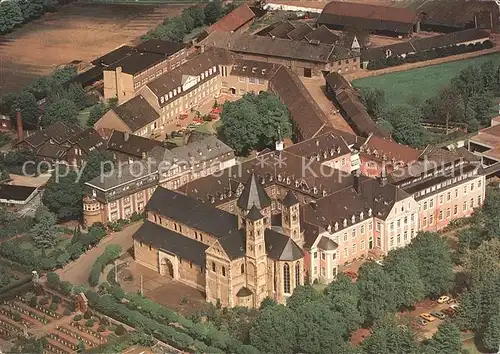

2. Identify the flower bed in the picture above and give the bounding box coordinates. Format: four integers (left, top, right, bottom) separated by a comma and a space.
47, 333, 78, 351
70, 321, 106, 342
7, 302, 50, 324
57, 326, 99, 347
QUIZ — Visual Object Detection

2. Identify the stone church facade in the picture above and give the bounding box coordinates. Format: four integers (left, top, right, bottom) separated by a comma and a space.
133, 172, 305, 308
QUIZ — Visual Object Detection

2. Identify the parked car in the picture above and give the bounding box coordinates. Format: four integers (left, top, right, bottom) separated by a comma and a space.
344, 271, 358, 280
450, 303, 459, 310
437, 295, 451, 304
430, 312, 446, 320
419, 313, 435, 322
375, 259, 384, 266
416, 318, 429, 326
442, 308, 456, 317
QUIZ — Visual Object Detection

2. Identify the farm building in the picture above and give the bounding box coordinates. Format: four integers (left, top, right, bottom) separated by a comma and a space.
317, 1, 423, 37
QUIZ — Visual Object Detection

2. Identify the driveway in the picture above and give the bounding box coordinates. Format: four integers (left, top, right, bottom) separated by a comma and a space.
57, 222, 142, 286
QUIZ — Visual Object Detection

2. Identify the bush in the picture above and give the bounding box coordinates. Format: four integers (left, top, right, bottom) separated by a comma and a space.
13, 312, 21, 322
83, 311, 92, 319
129, 212, 144, 222
73, 314, 82, 321
29, 296, 37, 308
39, 297, 49, 306
85, 319, 94, 327
98, 324, 106, 332
63, 309, 71, 316
89, 244, 122, 287
49, 303, 58, 311
46, 272, 60, 289
68, 301, 76, 312
52, 295, 60, 304
115, 324, 126, 336
60, 281, 73, 296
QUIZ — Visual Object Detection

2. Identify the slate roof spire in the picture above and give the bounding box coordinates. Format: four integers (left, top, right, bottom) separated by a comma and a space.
282, 190, 299, 207
246, 204, 264, 221
237, 171, 272, 210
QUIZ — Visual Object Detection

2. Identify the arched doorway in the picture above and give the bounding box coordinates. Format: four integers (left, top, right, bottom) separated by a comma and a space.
161, 258, 174, 278
229, 87, 236, 95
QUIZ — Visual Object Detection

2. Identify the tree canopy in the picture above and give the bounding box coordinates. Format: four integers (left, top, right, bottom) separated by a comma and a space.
379, 104, 426, 148
220, 92, 292, 155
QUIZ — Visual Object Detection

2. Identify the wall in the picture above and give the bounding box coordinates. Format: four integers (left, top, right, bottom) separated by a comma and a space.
222, 74, 270, 95
94, 110, 130, 133
133, 239, 159, 272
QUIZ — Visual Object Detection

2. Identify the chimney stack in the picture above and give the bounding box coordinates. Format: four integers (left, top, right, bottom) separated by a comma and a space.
353, 169, 361, 194
16, 109, 24, 142
379, 166, 388, 187
124, 131, 130, 142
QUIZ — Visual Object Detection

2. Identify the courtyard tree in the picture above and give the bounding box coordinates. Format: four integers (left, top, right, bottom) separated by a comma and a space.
379, 103, 426, 148
41, 98, 78, 126
249, 305, 297, 354
295, 300, 348, 354
356, 262, 398, 324
43, 171, 85, 220
220, 92, 292, 155
29, 206, 60, 251
65, 84, 86, 110
286, 285, 322, 310
10, 90, 40, 127
362, 315, 419, 354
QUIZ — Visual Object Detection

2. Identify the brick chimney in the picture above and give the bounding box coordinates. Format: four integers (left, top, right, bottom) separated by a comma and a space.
16, 109, 23, 142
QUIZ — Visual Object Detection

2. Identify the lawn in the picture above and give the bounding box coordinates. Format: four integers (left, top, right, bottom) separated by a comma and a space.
77, 107, 91, 127
352, 53, 500, 106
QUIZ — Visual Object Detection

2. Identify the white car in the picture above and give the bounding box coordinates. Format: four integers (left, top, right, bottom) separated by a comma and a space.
375, 260, 384, 266
437, 295, 451, 304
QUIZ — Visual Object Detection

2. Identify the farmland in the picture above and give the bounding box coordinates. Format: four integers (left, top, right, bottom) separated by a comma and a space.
352, 53, 500, 106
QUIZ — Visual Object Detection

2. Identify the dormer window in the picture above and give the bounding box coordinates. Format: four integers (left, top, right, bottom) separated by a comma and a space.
213, 65, 216, 72
286, 177, 291, 185
351, 215, 355, 224
201, 72, 205, 79
295, 180, 299, 187
327, 224, 332, 233
343, 219, 347, 227
205, 70, 208, 77
160, 97, 164, 104
209, 68, 212, 75
169, 91, 172, 98
313, 186, 318, 194
322, 190, 327, 197
360, 212, 364, 220
334, 222, 339, 230
173, 88, 177, 95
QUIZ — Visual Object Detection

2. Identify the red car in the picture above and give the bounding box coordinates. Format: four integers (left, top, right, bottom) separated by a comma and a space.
344, 271, 358, 280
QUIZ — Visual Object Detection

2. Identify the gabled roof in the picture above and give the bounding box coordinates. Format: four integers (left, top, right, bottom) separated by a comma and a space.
317, 236, 338, 251
265, 229, 304, 261
112, 95, 159, 132
206, 4, 255, 33
237, 171, 272, 210
236, 287, 253, 297
361, 135, 420, 164
133, 221, 208, 265
0, 184, 37, 202
36, 143, 69, 159
23, 122, 83, 148
287, 22, 313, 41
69, 128, 105, 154
106, 130, 163, 158
304, 25, 340, 44
246, 204, 264, 221
147, 187, 240, 240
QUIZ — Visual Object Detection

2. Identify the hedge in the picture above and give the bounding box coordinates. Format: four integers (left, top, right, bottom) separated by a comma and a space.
88, 244, 122, 287
366, 40, 494, 70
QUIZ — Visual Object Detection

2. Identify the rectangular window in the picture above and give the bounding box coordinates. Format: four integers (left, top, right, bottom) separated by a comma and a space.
463, 201, 467, 211
314, 252, 318, 259
478, 196, 481, 205
376, 221, 381, 232
429, 199, 434, 208
429, 214, 434, 225
360, 240, 365, 250
321, 267, 325, 276
390, 237, 394, 247
397, 219, 401, 228
390, 222, 394, 231
439, 194, 443, 204
439, 210, 443, 220
423, 201, 428, 210
464, 186, 467, 195
368, 221, 373, 231
423, 217, 427, 227
411, 229, 415, 238
344, 247, 348, 257
343, 233, 348, 242
352, 229, 356, 238
397, 234, 401, 244
454, 205, 458, 215
447, 192, 451, 201
478, 180, 482, 188
411, 213, 414, 222
361, 225, 365, 234
455, 189, 458, 198
352, 244, 356, 254
470, 183, 474, 191
321, 253, 326, 260
446, 208, 451, 217
470, 198, 474, 209
404, 231, 408, 241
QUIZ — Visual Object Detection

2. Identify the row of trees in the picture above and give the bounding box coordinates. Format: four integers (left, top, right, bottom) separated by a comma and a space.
0, 0, 57, 34
0, 66, 84, 128
367, 41, 493, 70
88, 244, 121, 286
360, 60, 500, 147
220, 92, 293, 155
247, 231, 455, 354
141, 1, 236, 43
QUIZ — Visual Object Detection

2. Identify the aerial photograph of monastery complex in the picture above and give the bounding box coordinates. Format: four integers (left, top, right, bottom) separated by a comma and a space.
0, 0, 500, 352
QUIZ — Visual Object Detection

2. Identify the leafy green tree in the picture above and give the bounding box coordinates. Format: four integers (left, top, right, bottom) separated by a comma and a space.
0, 0, 24, 34
359, 87, 385, 118
259, 297, 277, 310
65, 84, 86, 110
220, 92, 292, 155
52, 66, 77, 86
183, 6, 205, 27
46, 272, 61, 289
181, 9, 195, 32
483, 313, 500, 352
204, 0, 223, 25
43, 171, 84, 220
478, 188, 500, 241
380, 103, 426, 147
422, 86, 465, 133
410, 232, 454, 297
10, 90, 40, 127
286, 285, 321, 310
423, 322, 462, 354
249, 305, 297, 354
41, 98, 78, 126
362, 315, 419, 354
295, 300, 348, 354
356, 262, 398, 324
452, 66, 485, 122
383, 248, 426, 309
323, 274, 364, 333
29, 206, 60, 250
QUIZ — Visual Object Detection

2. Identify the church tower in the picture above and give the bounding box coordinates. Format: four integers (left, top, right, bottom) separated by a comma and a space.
281, 190, 303, 248
237, 171, 272, 229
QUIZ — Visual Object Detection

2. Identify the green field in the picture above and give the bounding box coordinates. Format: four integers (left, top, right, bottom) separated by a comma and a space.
352, 53, 500, 106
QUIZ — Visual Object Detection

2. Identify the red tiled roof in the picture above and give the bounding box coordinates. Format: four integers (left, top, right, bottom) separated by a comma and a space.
361, 135, 420, 164
207, 4, 256, 34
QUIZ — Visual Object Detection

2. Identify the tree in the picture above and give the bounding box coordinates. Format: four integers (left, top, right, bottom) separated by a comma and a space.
183, 6, 205, 27
0, 0, 24, 34
356, 262, 398, 324
10, 90, 40, 127
380, 104, 426, 147
295, 300, 348, 354
483, 313, 500, 352
422, 86, 465, 133
383, 248, 426, 309
65, 84, 86, 110
249, 305, 297, 354
41, 98, 78, 126
29, 206, 59, 250
423, 322, 462, 354
452, 66, 485, 122
410, 232, 454, 297
362, 315, 419, 354
259, 297, 277, 310
323, 274, 364, 333
359, 87, 385, 118
43, 171, 85, 220
220, 92, 292, 155
46, 272, 61, 289
204, 0, 222, 25
478, 188, 500, 241
77, 339, 85, 353
286, 285, 322, 310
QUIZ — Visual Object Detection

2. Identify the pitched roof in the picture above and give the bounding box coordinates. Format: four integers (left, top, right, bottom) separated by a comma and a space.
107, 130, 163, 158
147, 187, 240, 239
318, 1, 419, 34
269, 67, 327, 139
326, 72, 351, 92
246, 204, 264, 221
361, 135, 420, 164
106, 52, 166, 75
136, 40, 187, 56
69, 128, 105, 154
236, 287, 253, 297
304, 25, 340, 44
86, 159, 157, 191
92, 45, 136, 67
133, 221, 208, 265
317, 236, 338, 250
287, 22, 314, 41
170, 135, 234, 166
237, 171, 272, 210
265, 228, 304, 261
282, 190, 299, 207
0, 184, 37, 202
112, 95, 159, 132
207, 4, 255, 33
269, 21, 296, 38
230, 59, 281, 80
23, 122, 83, 148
